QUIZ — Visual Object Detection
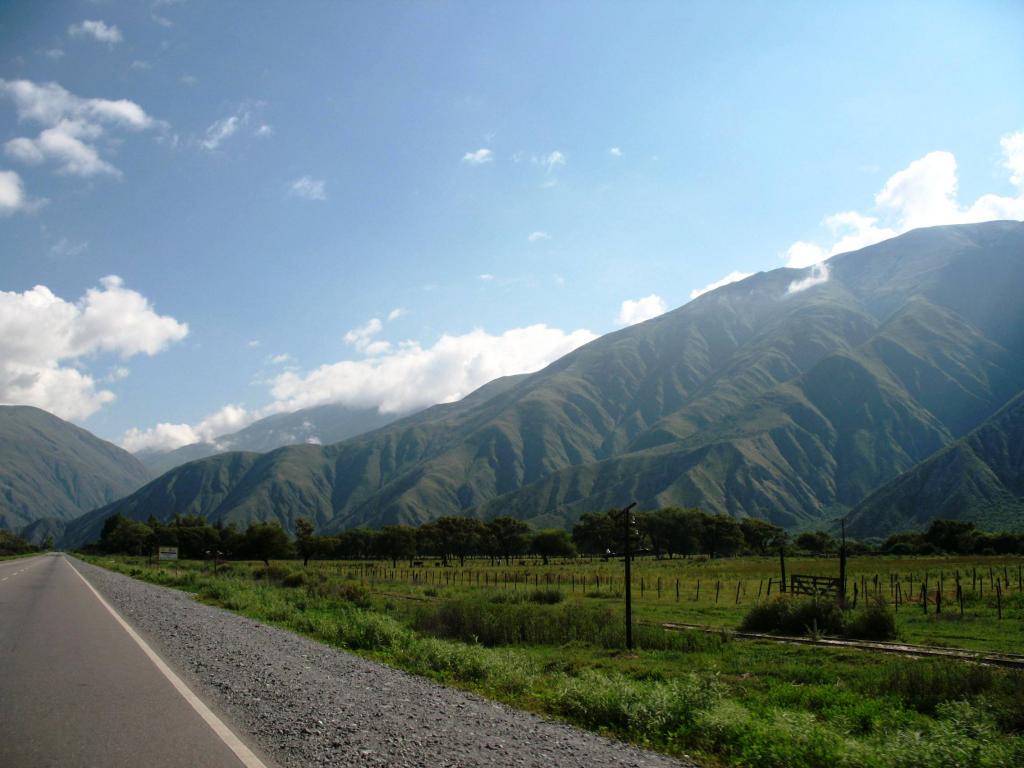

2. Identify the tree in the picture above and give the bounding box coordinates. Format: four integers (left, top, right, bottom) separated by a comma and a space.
99, 514, 153, 555
335, 528, 376, 559
294, 518, 319, 566
700, 515, 744, 558
428, 517, 485, 566
572, 511, 619, 554
243, 522, 292, 566
374, 525, 418, 567
530, 529, 576, 564
486, 517, 531, 565
740, 518, 786, 554
796, 530, 835, 555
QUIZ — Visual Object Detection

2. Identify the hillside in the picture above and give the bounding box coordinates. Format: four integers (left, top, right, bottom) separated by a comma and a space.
136, 403, 401, 475
0, 406, 151, 532
63, 221, 1024, 544
846, 390, 1024, 537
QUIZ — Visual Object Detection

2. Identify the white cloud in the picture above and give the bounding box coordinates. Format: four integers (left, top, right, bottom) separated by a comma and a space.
387, 307, 407, 321
609, 147, 623, 157
255, 124, 274, 138
0, 79, 156, 178
269, 353, 292, 365
0, 276, 188, 420
44, 48, 64, 60
462, 148, 493, 165
50, 237, 88, 257
786, 132, 1024, 272
0, 169, 45, 215
180, 75, 198, 86
68, 20, 123, 45
343, 318, 384, 352
527, 231, 551, 243
787, 263, 830, 295
122, 404, 251, 453
201, 114, 241, 150
1003, 132, 1024, 188
616, 294, 667, 326
689, 271, 753, 300
289, 175, 326, 200
130, 60, 151, 70
478, 273, 495, 281
264, 324, 597, 416
539, 150, 566, 171
246, 340, 261, 348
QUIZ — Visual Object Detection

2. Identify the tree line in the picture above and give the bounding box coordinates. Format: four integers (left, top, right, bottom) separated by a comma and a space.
90, 509, 1024, 564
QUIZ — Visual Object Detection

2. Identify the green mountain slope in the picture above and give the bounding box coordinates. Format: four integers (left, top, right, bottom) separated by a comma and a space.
0, 406, 151, 532
846, 390, 1024, 537
63, 221, 1024, 544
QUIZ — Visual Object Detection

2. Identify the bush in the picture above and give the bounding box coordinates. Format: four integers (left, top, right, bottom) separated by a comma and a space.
740, 597, 845, 636
844, 597, 897, 640
527, 588, 564, 605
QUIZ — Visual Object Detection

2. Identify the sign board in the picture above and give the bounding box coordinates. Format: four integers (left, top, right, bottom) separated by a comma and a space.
158, 546, 179, 561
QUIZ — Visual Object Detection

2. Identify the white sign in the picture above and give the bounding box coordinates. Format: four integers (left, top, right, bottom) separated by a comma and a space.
158, 547, 179, 561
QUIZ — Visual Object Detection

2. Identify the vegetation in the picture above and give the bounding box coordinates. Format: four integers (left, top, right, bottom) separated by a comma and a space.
0, 529, 45, 556
87, 553, 1024, 768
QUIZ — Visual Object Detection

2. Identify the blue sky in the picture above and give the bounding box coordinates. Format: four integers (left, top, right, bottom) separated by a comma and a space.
1, 0, 1023, 451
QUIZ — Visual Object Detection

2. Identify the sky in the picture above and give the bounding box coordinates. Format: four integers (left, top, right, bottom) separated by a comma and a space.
1, 1, 1023, 452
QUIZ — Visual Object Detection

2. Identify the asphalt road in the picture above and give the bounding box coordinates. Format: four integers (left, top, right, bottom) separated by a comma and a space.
0, 554, 272, 768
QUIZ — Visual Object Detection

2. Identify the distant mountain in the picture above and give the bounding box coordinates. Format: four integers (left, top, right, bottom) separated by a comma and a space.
136, 403, 400, 475
847, 390, 1024, 538
0, 406, 151, 532
63, 222, 1024, 545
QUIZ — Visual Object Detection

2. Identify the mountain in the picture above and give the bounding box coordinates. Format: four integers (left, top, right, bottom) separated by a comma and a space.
846, 391, 1024, 537
136, 403, 400, 475
0, 406, 151, 532
63, 221, 1024, 545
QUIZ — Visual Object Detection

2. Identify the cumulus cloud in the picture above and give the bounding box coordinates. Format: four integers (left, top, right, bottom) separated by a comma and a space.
0, 169, 45, 215
782, 132, 1024, 292
689, 271, 754, 300
121, 404, 252, 453
609, 147, 623, 157
269, 353, 292, 365
289, 175, 326, 200
462, 148, 492, 165
387, 307, 407, 321
0, 79, 156, 178
478, 273, 495, 281
527, 231, 550, 243
0, 276, 188, 420
616, 294, 667, 326
343, 318, 384, 352
68, 20, 123, 45
787, 263, 830, 295
786, 133, 1024, 270
265, 324, 596, 416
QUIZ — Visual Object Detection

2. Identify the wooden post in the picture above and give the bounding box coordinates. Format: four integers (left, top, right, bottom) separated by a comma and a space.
696, 578, 701, 601
715, 580, 721, 603
779, 545, 788, 593
735, 581, 741, 605
675, 578, 679, 602
997, 581, 1003, 620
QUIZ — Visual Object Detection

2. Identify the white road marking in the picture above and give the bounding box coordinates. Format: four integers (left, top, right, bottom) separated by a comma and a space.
64, 557, 269, 768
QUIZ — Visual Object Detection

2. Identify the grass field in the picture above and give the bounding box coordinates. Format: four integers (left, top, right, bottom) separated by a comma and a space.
86, 552, 1024, 767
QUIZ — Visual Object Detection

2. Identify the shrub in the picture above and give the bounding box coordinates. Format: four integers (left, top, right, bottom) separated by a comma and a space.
282, 571, 307, 588
527, 588, 564, 605
740, 597, 845, 636
843, 597, 897, 640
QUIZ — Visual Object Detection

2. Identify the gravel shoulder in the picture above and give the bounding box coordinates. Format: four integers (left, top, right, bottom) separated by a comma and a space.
73, 558, 696, 768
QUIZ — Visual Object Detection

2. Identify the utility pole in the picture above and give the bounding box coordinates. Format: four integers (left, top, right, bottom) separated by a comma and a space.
608, 502, 641, 650
838, 517, 848, 609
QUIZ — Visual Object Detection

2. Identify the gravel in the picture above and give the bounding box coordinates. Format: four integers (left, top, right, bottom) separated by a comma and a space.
72, 558, 697, 768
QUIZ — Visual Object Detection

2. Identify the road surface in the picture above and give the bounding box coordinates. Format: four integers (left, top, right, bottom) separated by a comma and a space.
0, 554, 272, 768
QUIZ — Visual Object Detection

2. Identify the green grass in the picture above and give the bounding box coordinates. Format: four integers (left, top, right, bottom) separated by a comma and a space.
84, 555, 1024, 768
